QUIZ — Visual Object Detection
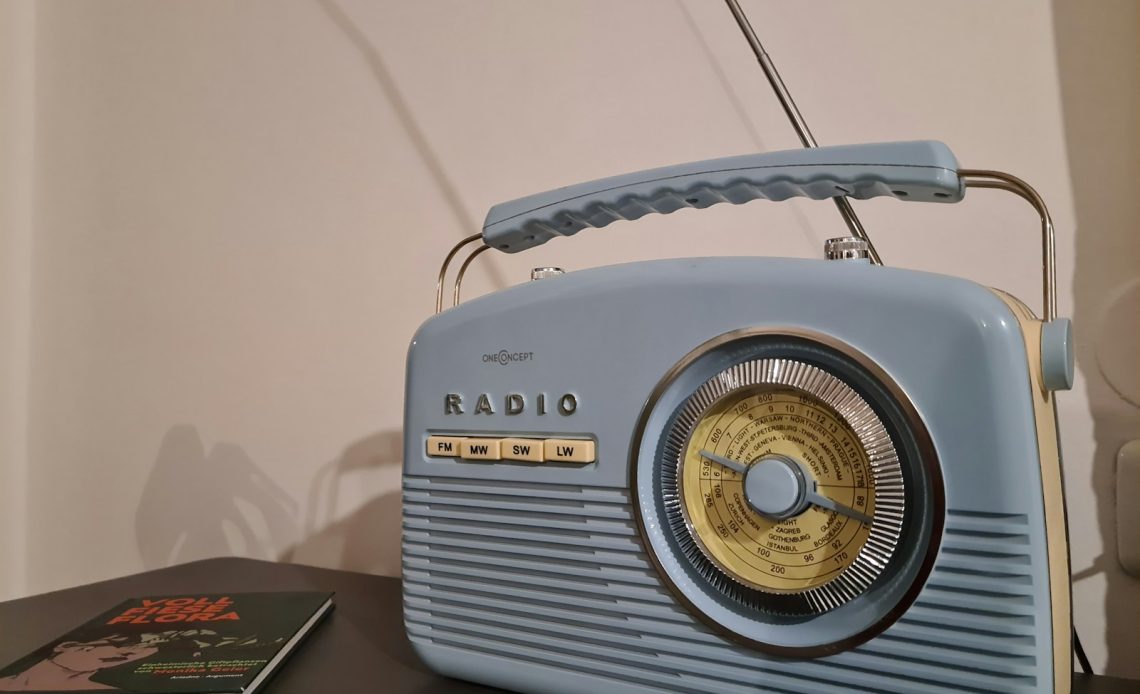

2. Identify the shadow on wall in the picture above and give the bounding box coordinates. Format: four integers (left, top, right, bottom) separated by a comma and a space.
136, 427, 405, 576
135, 425, 300, 568
1052, 0, 1140, 678
285, 430, 404, 577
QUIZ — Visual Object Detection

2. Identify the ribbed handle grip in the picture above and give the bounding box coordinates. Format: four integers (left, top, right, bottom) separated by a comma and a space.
483, 141, 962, 253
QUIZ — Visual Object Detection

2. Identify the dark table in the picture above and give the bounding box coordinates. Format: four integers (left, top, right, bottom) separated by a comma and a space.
0, 558, 1134, 693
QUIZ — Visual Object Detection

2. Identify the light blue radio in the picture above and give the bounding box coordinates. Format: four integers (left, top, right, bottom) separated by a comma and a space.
402, 141, 1075, 693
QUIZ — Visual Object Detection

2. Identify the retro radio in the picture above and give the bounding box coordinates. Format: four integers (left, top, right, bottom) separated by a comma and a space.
401, 8, 1075, 694
401, 138, 1074, 693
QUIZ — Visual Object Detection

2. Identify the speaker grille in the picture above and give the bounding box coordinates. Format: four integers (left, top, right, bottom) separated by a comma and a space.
403, 477, 1042, 693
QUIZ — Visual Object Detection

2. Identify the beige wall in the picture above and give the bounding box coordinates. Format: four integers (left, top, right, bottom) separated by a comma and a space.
1052, 0, 1140, 678
2, 0, 1137, 677
0, 0, 34, 603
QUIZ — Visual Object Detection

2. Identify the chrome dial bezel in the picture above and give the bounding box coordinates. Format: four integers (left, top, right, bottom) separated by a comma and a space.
665, 358, 904, 616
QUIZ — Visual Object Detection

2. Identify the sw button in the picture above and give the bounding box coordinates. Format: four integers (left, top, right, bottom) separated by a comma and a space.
501, 438, 545, 462
544, 439, 596, 464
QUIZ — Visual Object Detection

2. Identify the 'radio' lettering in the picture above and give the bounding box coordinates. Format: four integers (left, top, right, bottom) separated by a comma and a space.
474, 394, 494, 415
443, 392, 578, 416
558, 394, 578, 416
445, 394, 463, 415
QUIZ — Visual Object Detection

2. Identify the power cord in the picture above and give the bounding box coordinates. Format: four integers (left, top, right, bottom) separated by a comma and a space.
1074, 627, 1093, 675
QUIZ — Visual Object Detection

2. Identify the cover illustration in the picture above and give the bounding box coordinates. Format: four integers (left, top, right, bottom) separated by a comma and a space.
0, 592, 332, 693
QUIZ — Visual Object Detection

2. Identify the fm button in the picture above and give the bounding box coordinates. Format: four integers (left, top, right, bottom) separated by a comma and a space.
426, 435, 464, 457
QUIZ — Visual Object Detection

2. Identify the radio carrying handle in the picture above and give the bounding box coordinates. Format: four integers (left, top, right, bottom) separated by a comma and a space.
481, 141, 962, 254
439, 140, 1056, 324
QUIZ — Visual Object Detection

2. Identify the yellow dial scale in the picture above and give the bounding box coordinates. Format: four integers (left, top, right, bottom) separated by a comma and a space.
681, 388, 875, 593
664, 356, 906, 616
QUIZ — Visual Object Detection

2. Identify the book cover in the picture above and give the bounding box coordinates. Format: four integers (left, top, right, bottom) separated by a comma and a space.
0, 592, 333, 693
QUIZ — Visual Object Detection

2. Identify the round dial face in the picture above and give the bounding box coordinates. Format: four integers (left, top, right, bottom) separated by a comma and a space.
660, 355, 907, 617
680, 387, 875, 593
639, 333, 941, 653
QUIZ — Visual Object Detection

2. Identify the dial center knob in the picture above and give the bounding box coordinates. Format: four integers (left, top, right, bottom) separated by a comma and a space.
743, 455, 810, 520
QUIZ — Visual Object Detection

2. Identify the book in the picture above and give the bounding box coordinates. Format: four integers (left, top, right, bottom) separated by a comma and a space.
0, 592, 333, 693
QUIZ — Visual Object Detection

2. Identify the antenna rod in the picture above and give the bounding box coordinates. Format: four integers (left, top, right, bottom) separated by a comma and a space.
724, 0, 883, 265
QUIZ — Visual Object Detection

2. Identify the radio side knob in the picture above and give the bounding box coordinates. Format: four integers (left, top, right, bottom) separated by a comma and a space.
530, 267, 565, 281
1041, 317, 1075, 391
824, 237, 870, 261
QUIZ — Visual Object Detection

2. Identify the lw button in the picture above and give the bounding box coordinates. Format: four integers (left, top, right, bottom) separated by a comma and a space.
544, 439, 595, 464
501, 438, 544, 462
460, 438, 501, 461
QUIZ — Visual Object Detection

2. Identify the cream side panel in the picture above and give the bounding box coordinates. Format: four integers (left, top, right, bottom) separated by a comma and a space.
993, 290, 1072, 693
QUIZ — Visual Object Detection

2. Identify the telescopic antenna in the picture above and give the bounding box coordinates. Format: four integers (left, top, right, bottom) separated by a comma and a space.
724, 0, 883, 265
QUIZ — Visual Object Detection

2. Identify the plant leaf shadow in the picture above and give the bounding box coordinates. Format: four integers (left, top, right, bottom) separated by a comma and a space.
136, 425, 300, 569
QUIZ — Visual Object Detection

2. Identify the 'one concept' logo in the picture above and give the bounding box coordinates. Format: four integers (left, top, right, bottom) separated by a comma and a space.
482, 350, 534, 366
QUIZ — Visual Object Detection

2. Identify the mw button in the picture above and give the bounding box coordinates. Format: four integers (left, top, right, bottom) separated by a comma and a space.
460, 438, 501, 461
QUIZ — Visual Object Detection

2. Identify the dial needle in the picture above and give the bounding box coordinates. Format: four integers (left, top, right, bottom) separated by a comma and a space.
699, 450, 749, 475
804, 488, 874, 525
699, 450, 873, 525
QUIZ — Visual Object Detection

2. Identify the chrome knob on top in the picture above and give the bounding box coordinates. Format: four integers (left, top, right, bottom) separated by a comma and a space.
530, 267, 565, 281
825, 237, 871, 260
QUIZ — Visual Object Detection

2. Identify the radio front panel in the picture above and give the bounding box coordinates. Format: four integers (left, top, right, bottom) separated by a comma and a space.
402, 256, 1062, 693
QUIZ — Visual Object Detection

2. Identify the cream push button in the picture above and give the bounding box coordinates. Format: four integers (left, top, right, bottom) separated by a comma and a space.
501, 438, 544, 462
544, 439, 596, 464
460, 438, 501, 461
426, 436, 465, 457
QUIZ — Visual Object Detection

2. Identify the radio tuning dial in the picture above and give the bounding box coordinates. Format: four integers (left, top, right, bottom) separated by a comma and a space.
678, 384, 886, 597
824, 237, 870, 260
651, 346, 916, 623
